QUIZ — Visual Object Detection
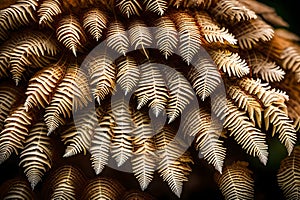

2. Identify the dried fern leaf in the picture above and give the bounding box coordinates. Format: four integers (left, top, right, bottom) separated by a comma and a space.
117, 0, 142, 18
155, 127, 193, 197
1, 178, 34, 200
128, 20, 153, 58
213, 99, 268, 165
116, 56, 140, 95
135, 62, 169, 117
131, 110, 156, 190
85, 55, 116, 103
38, 0, 62, 28
24, 63, 66, 111
182, 0, 214, 8
106, 20, 130, 56
144, 0, 167, 16
211, 0, 257, 22
90, 113, 114, 175
56, 14, 86, 56
45, 66, 92, 134
188, 56, 221, 100
122, 190, 155, 200
277, 146, 300, 200
216, 161, 254, 200
0, 106, 34, 164
83, 8, 108, 41
195, 11, 237, 45
81, 178, 125, 200
209, 49, 249, 77
111, 97, 134, 167
245, 51, 285, 82
275, 29, 300, 42
172, 12, 202, 65
47, 165, 86, 200
232, 18, 274, 49
163, 67, 195, 123
154, 16, 178, 59
0, 41, 14, 77
19, 122, 52, 189
286, 99, 300, 132
168, 0, 183, 8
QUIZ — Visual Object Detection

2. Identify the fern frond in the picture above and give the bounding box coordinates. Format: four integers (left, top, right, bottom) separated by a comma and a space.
163, 67, 195, 123
117, 0, 142, 18
56, 14, 86, 56
38, 0, 62, 28
211, 0, 257, 22
24, 63, 66, 111
188, 56, 221, 100
1, 179, 34, 199
144, 0, 167, 16
172, 12, 202, 65
232, 18, 274, 49
128, 20, 153, 58
275, 29, 300, 42
195, 11, 237, 45
182, 0, 214, 8
0, 106, 34, 164
106, 20, 130, 56
154, 16, 178, 59
83, 8, 108, 41
116, 56, 140, 95
209, 49, 249, 77
19, 122, 52, 189
216, 161, 254, 200
277, 146, 300, 200
81, 178, 125, 200
85, 55, 116, 104
44, 66, 92, 134
135, 62, 168, 117
122, 190, 155, 200
111, 97, 134, 167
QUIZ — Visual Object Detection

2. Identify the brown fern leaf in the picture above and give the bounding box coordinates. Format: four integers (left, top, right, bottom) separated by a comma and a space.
155, 127, 193, 197
172, 11, 202, 65
38, 0, 62, 28
275, 29, 300, 42
85, 55, 116, 104
83, 8, 108, 41
0, 41, 14, 78
135, 62, 169, 117
106, 20, 130, 56
195, 11, 237, 45
56, 14, 87, 56
46, 165, 86, 200
209, 49, 250, 77
19, 122, 52, 189
211, 0, 257, 22
0, 178, 35, 199
44, 66, 92, 134
144, 0, 167, 16
81, 178, 125, 200
0, 106, 34, 164
163, 67, 195, 123
154, 16, 178, 59
231, 18, 274, 49
117, 0, 142, 18
182, 0, 214, 8
122, 190, 156, 200
277, 146, 300, 200
215, 161, 254, 200
24, 63, 66, 111
188, 55, 221, 100
287, 99, 300, 132
116, 56, 140, 95
168, 0, 183, 8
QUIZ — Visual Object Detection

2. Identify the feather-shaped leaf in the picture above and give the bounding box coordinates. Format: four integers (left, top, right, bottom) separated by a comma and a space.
24, 63, 66, 111
135, 62, 169, 117
38, 0, 62, 27
83, 8, 108, 41
216, 161, 254, 200
56, 14, 86, 56
144, 0, 167, 16
19, 122, 52, 189
154, 16, 178, 59
163, 67, 195, 123
122, 190, 155, 200
116, 56, 140, 95
1, 178, 34, 199
117, 0, 142, 18
172, 12, 202, 65
209, 49, 249, 77
277, 146, 300, 200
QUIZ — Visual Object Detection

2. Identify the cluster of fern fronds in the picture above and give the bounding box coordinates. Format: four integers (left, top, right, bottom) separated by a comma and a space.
1, 0, 300, 199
